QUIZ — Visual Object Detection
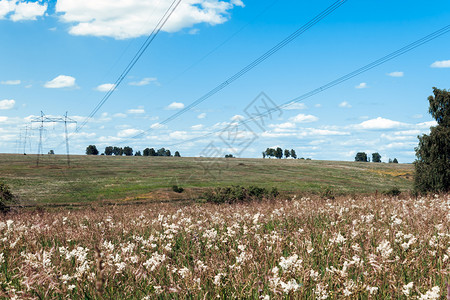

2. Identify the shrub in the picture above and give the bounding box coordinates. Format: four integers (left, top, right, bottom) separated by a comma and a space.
0, 182, 16, 212
172, 185, 184, 193
202, 185, 277, 204
383, 187, 401, 197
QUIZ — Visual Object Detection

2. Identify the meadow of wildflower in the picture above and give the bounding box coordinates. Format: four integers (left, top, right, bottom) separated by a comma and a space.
0, 194, 448, 299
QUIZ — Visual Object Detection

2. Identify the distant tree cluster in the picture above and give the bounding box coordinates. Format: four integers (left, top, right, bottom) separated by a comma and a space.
354, 152, 385, 163
263, 148, 297, 159
86, 145, 181, 157
388, 158, 399, 164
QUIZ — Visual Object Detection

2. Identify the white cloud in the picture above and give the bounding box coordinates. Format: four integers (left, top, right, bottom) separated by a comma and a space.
1, 79, 20, 85
231, 114, 244, 121
197, 112, 206, 119
417, 120, 437, 128
290, 113, 318, 123
191, 124, 203, 130
387, 71, 404, 77
339, 101, 352, 108
314, 104, 322, 108
355, 82, 368, 89
55, 0, 244, 39
0, 116, 8, 122
0, 1, 47, 21
127, 108, 145, 114
0, 99, 15, 110
150, 122, 166, 129
129, 77, 157, 86
113, 113, 127, 118
298, 128, 349, 137
356, 117, 406, 130
166, 102, 185, 110
44, 75, 76, 88
430, 60, 450, 68
284, 102, 307, 110
10, 1, 47, 21
95, 83, 116, 92
117, 128, 142, 137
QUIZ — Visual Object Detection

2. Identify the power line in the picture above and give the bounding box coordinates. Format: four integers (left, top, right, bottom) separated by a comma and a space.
165, 23, 450, 147
76, 0, 182, 132
120, 0, 348, 144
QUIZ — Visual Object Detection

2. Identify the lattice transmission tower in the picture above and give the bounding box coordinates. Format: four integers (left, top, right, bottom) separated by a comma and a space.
30, 111, 77, 167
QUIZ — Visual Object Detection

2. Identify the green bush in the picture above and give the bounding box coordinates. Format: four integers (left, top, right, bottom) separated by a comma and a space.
0, 183, 15, 212
383, 187, 401, 197
172, 185, 184, 193
202, 185, 277, 204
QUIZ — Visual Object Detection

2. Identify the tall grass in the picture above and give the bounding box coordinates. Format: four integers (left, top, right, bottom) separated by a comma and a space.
0, 194, 448, 299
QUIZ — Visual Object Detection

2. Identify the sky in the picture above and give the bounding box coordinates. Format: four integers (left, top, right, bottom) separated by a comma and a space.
1, 0, 450, 163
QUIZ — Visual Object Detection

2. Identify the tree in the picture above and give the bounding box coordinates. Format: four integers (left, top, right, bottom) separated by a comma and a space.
149, 148, 157, 156
275, 147, 283, 159
393, 158, 398, 164
48, 150, 54, 155
86, 145, 99, 155
157, 148, 166, 156
290, 149, 297, 159
123, 146, 133, 156
262, 151, 266, 159
372, 152, 381, 163
113, 146, 123, 156
414, 87, 450, 193
355, 152, 368, 162
284, 149, 290, 159
225, 154, 234, 158
174, 151, 181, 157
104, 146, 114, 156
165, 149, 172, 157
135, 151, 142, 156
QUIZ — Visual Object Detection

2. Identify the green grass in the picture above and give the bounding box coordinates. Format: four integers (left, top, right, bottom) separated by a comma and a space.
0, 154, 414, 205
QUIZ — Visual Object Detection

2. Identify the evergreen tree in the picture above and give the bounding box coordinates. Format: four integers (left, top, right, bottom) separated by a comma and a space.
284, 149, 290, 159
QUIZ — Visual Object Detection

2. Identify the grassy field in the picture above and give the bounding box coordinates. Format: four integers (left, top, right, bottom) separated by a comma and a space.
0, 153, 414, 205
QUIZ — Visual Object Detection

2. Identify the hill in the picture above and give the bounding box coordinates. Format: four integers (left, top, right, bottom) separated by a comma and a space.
0, 154, 413, 205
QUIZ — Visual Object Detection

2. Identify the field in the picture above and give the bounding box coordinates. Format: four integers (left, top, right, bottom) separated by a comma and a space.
0, 194, 448, 299
0, 154, 414, 205
2, 154, 448, 299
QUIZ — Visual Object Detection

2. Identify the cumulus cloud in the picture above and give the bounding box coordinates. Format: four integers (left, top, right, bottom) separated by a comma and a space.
117, 128, 143, 137
284, 102, 307, 110
430, 60, 450, 68
197, 112, 206, 119
127, 108, 145, 114
387, 71, 404, 77
231, 114, 244, 121
355, 82, 368, 89
290, 113, 318, 123
0, 116, 8, 122
129, 77, 157, 86
113, 113, 127, 118
44, 75, 77, 88
0, 0, 47, 21
1, 79, 21, 85
55, 0, 244, 39
355, 117, 406, 130
95, 83, 116, 92
166, 102, 184, 110
0, 99, 15, 110
339, 101, 352, 108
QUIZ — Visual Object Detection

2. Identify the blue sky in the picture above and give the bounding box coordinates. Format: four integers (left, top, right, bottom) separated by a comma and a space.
1, 0, 450, 162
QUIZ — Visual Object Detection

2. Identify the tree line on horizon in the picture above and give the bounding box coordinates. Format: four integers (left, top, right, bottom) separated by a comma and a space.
85, 145, 180, 157
354, 152, 398, 163
262, 147, 298, 159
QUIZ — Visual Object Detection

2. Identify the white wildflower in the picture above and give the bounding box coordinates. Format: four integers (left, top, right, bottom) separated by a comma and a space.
419, 286, 440, 300
402, 282, 414, 296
